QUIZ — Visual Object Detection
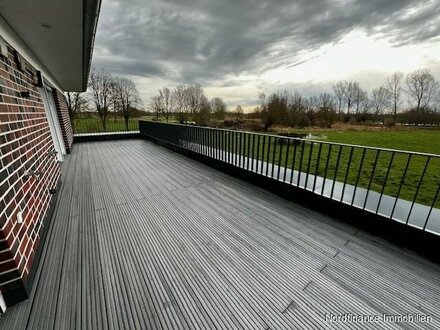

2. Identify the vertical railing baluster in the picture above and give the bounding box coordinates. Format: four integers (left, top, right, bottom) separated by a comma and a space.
247, 134, 251, 170
203, 127, 206, 155
213, 129, 216, 159
363, 150, 381, 210
191, 126, 194, 151
251, 134, 256, 172
423, 183, 440, 231
266, 136, 271, 177
215, 129, 218, 159
211, 128, 214, 158
256, 135, 261, 173
330, 145, 343, 199
228, 131, 231, 164
239, 132, 244, 167
230, 131, 233, 164
290, 139, 298, 185
195, 127, 197, 152
305, 142, 314, 190
220, 129, 222, 160
390, 154, 412, 219
204, 128, 207, 155
277, 142, 283, 180
218, 129, 221, 160
217, 129, 220, 160
199, 128, 202, 154
214, 130, 220, 159
313, 143, 323, 192
297, 140, 305, 188
234, 131, 238, 166
237, 132, 240, 167
376, 152, 395, 214
260, 135, 265, 175
283, 140, 290, 182
271, 138, 277, 178
195, 127, 198, 153
340, 147, 354, 203
211, 129, 214, 157
351, 148, 366, 206
406, 156, 431, 225
223, 130, 226, 162
321, 144, 333, 196
235, 131, 239, 166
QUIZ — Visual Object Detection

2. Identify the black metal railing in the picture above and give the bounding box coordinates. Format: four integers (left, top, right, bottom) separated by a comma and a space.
139, 121, 440, 234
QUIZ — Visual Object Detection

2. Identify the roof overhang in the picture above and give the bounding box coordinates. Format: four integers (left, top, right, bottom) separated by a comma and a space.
0, 0, 101, 92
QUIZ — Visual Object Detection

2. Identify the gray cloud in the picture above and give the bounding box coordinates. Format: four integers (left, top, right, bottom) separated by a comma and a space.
92, 0, 440, 102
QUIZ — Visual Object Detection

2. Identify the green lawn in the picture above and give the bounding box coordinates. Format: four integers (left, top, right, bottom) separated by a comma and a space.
289, 129, 440, 155
73, 117, 140, 133
72, 115, 179, 134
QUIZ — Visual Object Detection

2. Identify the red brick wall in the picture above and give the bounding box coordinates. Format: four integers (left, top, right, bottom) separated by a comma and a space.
52, 90, 73, 153
0, 40, 61, 304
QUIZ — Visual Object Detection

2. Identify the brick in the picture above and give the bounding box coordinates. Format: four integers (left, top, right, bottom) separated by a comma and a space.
0, 38, 68, 298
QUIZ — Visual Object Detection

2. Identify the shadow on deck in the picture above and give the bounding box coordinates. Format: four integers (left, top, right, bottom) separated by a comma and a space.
1, 139, 439, 329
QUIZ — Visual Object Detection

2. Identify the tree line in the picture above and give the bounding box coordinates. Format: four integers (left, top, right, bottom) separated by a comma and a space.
256, 69, 440, 130
149, 84, 230, 125
65, 67, 142, 131
67, 67, 440, 132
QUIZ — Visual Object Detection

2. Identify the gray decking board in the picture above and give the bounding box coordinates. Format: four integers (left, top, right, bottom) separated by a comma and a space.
1, 139, 439, 329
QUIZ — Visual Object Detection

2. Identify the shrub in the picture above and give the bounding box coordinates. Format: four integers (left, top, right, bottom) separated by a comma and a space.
384, 118, 396, 128
221, 118, 246, 129
245, 119, 265, 132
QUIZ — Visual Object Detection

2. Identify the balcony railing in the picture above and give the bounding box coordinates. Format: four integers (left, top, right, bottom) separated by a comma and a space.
140, 121, 440, 235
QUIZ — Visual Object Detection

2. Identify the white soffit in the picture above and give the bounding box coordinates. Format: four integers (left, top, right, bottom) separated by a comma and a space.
0, 0, 84, 91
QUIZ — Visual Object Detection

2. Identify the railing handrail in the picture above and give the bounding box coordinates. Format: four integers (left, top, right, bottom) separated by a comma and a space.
141, 121, 440, 158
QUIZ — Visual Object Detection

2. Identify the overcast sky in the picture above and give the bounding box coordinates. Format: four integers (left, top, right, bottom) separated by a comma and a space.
92, 0, 440, 110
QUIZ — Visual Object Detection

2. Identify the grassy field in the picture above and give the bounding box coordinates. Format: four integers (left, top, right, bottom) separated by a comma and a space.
282, 128, 440, 155
200, 128, 440, 208
72, 115, 178, 133
73, 117, 141, 133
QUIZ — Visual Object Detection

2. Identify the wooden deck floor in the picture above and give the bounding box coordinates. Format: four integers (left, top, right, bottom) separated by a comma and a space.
1, 139, 440, 329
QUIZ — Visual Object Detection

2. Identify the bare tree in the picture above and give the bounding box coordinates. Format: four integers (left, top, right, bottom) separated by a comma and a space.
211, 97, 227, 120
149, 95, 162, 120
233, 105, 244, 119
344, 81, 358, 117
353, 85, 368, 116
371, 87, 390, 121
406, 69, 437, 111
171, 84, 207, 123
332, 81, 346, 114
65, 92, 87, 122
316, 93, 337, 127
386, 72, 404, 117
172, 85, 188, 123
88, 67, 113, 130
289, 91, 309, 127
185, 84, 206, 119
109, 81, 121, 122
194, 95, 211, 125
113, 77, 141, 130
158, 87, 173, 122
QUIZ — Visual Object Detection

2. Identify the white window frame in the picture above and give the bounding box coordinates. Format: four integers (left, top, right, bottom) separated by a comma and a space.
39, 85, 66, 162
